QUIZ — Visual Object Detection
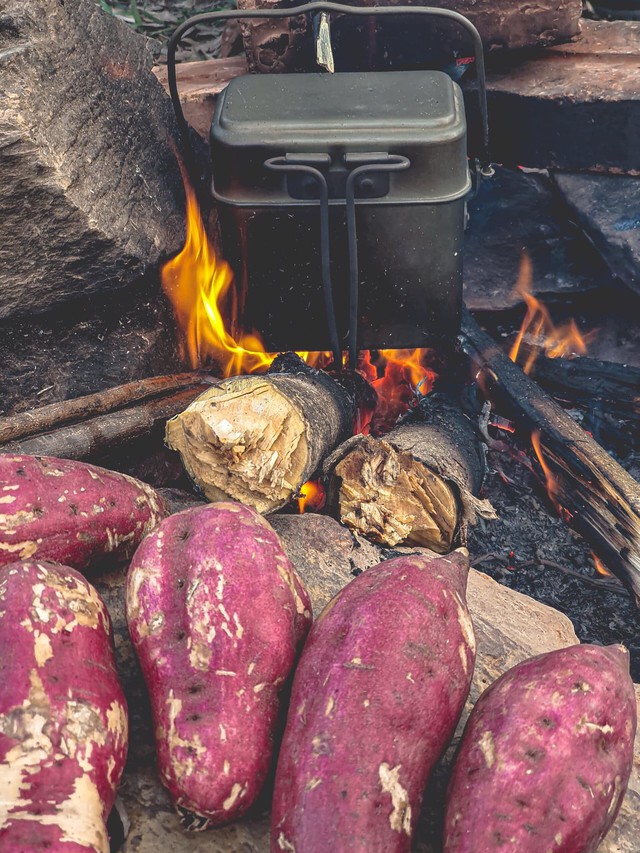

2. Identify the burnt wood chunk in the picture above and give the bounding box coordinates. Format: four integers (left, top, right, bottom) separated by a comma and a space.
0, 0, 189, 320
463, 21, 640, 172
460, 308, 640, 607
236, 0, 582, 75
552, 173, 640, 297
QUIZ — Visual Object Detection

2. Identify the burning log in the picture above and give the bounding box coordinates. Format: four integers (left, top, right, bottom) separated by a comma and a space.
460, 307, 640, 606
323, 390, 496, 551
0, 374, 205, 445
1, 387, 208, 462
517, 344, 640, 429
165, 354, 373, 514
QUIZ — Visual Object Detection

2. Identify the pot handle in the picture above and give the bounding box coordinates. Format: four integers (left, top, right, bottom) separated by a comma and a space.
167, 2, 490, 169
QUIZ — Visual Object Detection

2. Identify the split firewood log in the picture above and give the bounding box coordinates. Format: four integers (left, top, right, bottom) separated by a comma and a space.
165, 354, 375, 514
323, 390, 496, 551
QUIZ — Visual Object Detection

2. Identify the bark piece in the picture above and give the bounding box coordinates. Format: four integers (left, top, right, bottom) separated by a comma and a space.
460, 307, 640, 605
324, 392, 495, 550
463, 20, 640, 172
237, 0, 582, 75
0, 0, 192, 319
1, 386, 209, 461
553, 172, 640, 297
0, 373, 204, 445
165, 357, 358, 514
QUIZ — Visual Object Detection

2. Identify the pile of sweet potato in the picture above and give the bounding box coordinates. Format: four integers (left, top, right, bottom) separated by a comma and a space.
0, 452, 637, 853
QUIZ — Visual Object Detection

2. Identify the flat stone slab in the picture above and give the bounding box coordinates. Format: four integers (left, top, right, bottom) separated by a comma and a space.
464, 20, 640, 172
553, 172, 640, 297
98, 512, 639, 853
464, 166, 607, 311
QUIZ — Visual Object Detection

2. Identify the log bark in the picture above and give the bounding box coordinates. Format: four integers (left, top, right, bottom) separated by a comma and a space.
0, 373, 206, 445
1, 387, 208, 462
0, 0, 198, 320
459, 307, 640, 606
165, 355, 364, 514
323, 391, 495, 550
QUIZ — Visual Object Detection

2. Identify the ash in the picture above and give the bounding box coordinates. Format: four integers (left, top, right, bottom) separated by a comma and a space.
468, 440, 640, 680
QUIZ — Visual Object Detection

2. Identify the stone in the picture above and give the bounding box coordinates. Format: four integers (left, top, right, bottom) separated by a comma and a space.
553, 172, 640, 298
0, 0, 191, 321
236, 0, 582, 75
463, 20, 640, 172
464, 166, 608, 311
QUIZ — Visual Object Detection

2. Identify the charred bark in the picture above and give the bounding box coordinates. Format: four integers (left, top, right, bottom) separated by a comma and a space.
460, 307, 640, 606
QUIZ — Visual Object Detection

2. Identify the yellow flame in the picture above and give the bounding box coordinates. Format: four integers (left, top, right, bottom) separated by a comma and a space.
592, 552, 613, 578
297, 480, 325, 514
509, 251, 596, 374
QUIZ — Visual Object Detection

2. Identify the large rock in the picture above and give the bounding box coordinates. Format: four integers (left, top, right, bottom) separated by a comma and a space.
553, 172, 640, 298
104, 513, 640, 852
0, 0, 189, 320
463, 20, 640, 172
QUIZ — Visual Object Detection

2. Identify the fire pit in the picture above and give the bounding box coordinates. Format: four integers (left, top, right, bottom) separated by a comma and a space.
0, 1, 639, 851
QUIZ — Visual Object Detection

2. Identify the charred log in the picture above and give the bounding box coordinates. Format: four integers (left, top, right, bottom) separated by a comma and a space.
323, 390, 495, 551
165, 355, 366, 514
460, 307, 640, 606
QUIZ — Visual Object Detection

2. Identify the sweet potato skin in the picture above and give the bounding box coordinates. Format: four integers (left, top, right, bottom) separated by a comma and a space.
0, 560, 128, 852
443, 643, 637, 853
0, 454, 168, 570
271, 549, 475, 853
126, 502, 312, 829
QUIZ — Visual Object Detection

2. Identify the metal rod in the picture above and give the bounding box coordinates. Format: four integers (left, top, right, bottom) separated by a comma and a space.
167, 3, 490, 168
264, 158, 342, 368
344, 156, 410, 369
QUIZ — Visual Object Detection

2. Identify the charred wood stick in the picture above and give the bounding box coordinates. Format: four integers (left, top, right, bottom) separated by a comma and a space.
0, 374, 205, 445
1, 387, 209, 462
518, 344, 640, 425
323, 391, 496, 552
165, 354, 372, 514
460, 307, 640, 606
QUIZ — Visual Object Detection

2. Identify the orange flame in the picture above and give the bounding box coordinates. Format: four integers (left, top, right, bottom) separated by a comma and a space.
531, 430, 563, 515
297, 480, 325, 514
162, 176, 437, 430
509, 252, 596, 374
592, 553, 613, 578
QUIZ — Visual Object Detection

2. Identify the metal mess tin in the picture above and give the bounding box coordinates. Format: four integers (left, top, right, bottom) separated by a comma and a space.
168, 3, 490, 366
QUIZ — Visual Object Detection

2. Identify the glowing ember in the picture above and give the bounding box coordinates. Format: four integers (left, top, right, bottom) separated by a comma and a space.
297, 480, 325, 514
509, 251, 596, 374
162, 176, 437, 430
592, 552, 614, 578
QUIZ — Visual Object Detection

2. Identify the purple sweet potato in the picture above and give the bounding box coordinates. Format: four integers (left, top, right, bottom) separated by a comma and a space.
126, 501, 312, 829
0, 454, 168, 570
271, 549, 475, 853
443, 643, 637, 853
0, 560, 128, 852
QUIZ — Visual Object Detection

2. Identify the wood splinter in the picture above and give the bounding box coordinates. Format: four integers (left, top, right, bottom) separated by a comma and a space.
324, 391, 496, 552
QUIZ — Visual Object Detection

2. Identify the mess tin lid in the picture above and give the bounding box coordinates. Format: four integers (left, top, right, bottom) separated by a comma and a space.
211, 70, 470, 206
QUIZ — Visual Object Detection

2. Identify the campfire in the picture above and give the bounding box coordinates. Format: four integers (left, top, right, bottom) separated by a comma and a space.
1, 0, 639, 851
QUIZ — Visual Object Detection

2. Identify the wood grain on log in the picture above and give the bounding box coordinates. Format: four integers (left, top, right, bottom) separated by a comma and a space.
1, 387, 208, 462
324, 391, 495, 550
165, 356, 359, 513
0, 0, 193, 319
0, 373, 205, 445
460, 308, 640, 606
